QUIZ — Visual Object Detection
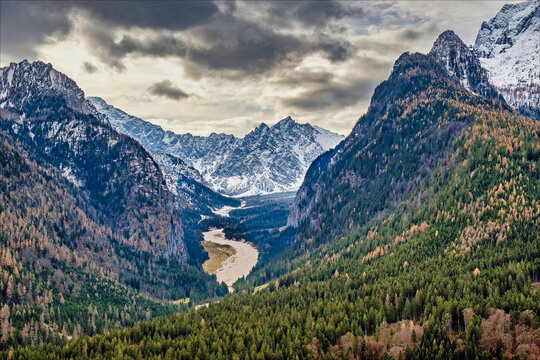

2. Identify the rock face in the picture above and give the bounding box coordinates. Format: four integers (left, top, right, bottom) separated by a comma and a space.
89, 97, 344, 196
0, 60, 101, 118
473, 0, 539, 119
0, 60, 186, 261
429, 30, 502, 101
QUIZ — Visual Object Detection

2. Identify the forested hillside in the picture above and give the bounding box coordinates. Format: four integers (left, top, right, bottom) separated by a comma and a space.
0, 61, 228, 349
0, 132, 185, 349
9, 39, 539, 359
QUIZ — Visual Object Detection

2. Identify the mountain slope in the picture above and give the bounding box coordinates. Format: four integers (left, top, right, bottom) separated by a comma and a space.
12, 30, 540, 360
473, 0, 539, 119
150, 151, 239, 215
0, 133, 181, 346
88, 97, 344, 196
288, 30, 513, 245
0, 60, 185, 261
0, 61, 230, 346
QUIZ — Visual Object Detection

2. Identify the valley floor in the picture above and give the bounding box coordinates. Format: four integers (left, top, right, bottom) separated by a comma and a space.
201, 228, 259, 292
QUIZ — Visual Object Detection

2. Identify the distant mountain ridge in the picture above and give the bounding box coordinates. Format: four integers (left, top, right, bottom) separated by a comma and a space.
473, 0, 539, 119
88, 97, 344, 196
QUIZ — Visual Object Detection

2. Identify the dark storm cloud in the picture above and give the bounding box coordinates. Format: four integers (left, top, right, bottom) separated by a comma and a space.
148, 80, 189, 100
0, 1, 217, 61
85, 13, 354, 75
0, 1, 72, 60
266, 0, 364, 28
1, 0, 357, 76
83, 62, 98, 73
75, 1, 219, 31
281, 78, 380, 111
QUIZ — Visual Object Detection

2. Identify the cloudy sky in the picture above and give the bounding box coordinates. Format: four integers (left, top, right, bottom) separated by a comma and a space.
0, 1, 518, 136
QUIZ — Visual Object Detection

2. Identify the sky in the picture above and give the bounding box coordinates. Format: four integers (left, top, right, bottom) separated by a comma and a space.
0, 1, 520, 137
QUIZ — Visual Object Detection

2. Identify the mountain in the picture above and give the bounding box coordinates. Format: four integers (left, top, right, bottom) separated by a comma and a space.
88, 97, 344, 196
0, 60, 185, 261
150, 151, 239, 215
429, 30, 502, 101
0, 60, 229, 344
473, 0, 539, 119
15, 30, 540, 359
288, 30, 516, 244
0, 132, 182, 345
0, 60, 100, 119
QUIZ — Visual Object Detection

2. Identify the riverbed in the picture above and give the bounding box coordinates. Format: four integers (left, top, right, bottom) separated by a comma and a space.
202, 228, 258, 292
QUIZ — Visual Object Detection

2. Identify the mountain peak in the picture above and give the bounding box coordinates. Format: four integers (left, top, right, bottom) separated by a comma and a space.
1, 60, 100, 118
281, 115, 293, 123
429, 30, 469, 57
428, 30, 502, 100
254, 122, 270, 132
273, 116, 297, 130
433, 30, 465, 44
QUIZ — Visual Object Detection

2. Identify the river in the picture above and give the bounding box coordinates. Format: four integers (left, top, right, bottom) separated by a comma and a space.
202, 228, 258, 292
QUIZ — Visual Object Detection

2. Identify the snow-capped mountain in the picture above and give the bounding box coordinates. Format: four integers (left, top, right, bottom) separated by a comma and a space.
89, 97, 344, 196
209, 117, 344, 196
429, 30, 501, 101
473, 0, 539, 119
150, 151, 239, 213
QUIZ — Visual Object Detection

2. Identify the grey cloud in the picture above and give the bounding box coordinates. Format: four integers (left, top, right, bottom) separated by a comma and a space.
281, 78, 380, 111
0, 1, 72, 60
148, 80, 189, 100
0, 1, 217, 62
266, 0, 364, 28
75, 1, 219, 31
2, 0, 356, 77
317, 41, 353, 62
400, 29, 423, 41
85, 13, 354, 75
399, 23, 440, 41
273, 70, 334, 87
83, 62, 98, 73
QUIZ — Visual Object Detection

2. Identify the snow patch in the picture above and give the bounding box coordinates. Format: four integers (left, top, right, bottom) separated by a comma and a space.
61, 167, 84, 187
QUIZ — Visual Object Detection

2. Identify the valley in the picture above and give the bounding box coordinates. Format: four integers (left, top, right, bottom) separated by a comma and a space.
199, 193, 295, 292
0, 0, 538, 358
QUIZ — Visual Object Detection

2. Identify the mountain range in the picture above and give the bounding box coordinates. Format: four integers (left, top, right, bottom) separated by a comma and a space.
88, 97, 344, 196
0, 0, 539, 357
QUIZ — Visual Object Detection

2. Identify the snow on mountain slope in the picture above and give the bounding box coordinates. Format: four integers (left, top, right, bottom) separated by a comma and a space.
473, 0, 539, 119
150, 151, 238, 213
88, 97, 344, 196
